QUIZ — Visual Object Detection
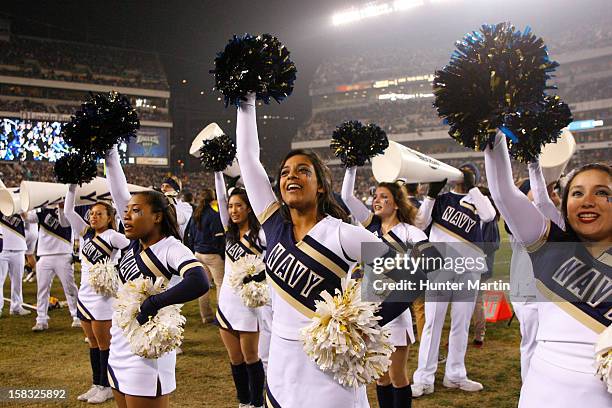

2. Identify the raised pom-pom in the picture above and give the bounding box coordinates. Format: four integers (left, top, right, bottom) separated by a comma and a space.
211, 33, 297, 107
62, 91, 140, 157
114, 277, 186, 359
434, 23, 560, 158
300, 278, 394, 387
54, 153, 98, 185
330, 121, 389, 167
198, 134, 237, 172
501, 95, 573, 162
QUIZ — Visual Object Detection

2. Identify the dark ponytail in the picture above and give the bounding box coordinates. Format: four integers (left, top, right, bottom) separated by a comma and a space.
226, 188, 262, 248
135, 191, 181, 240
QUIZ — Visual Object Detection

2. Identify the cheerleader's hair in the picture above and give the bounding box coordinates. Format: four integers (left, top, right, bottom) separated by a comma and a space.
91, 201, 118, 231
225, 187, 262, 248
376, 182, 417, 225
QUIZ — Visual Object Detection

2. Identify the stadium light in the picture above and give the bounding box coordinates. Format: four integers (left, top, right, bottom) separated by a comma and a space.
332, 0, 425, 26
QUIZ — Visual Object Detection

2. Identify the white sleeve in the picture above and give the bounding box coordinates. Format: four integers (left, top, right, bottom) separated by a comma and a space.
414, 197, 434, 230
528, 161, 565, 230
104, 146, 131, 217
167, 240, 203, 277
235, 93, 277, 216
339, 222, 388, 261
57, 207, 70, 228
468, 187, 496, 222
108, 230, 130, 250
407, 225, 428, 243
23, 210, 38, 224
340, 167, 371, 224
214, 171, 229, 228
484, 131, 547, 246
64, 184, 88, 233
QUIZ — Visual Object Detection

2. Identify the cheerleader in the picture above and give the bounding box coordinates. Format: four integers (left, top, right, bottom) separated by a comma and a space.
63, 184, 130, 404
27, 207, 79, 331
342, 167, 425, 407
235, 94, 410, 408
510, 161, 564, 382
104, 146, 209, 408
214, 171, 268, 408
0, 212, 30, 315
484, 131, 611, 407
411, 165, 496, 396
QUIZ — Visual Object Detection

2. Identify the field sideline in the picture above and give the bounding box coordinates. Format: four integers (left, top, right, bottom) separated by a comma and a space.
1, 225, 523, 407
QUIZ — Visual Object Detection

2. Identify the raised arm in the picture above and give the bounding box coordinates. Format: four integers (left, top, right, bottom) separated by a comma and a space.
528, 161, 565, 230
63, 184, 89, 233
414, 197, 434, 230
235, 94, 276, 216
214, 171, 229, 228
484, 132, 547, 247
468, 187, 496, 223
340, 166, 372, 223
104, 146, 131, 217
57, 206, 70, 228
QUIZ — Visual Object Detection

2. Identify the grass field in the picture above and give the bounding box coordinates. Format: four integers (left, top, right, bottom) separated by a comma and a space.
1, 226, 523, 408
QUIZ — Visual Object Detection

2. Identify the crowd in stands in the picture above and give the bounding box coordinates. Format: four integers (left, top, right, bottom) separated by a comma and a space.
0, 35, 168, 90
0, 98, 170, 121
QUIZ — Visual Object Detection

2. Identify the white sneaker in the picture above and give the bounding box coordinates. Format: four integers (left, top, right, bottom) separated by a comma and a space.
77, 385, 100, 401
411, 383, 434, 397
32, 323, 48, 331
442, 376, 483, 392
87, 386, 114, 404
71, 317, 82, 328
10, 308, 31, 316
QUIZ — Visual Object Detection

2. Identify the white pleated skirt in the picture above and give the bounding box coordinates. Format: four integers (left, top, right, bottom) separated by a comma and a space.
386, 308, 416, 347
265, 333, 370, 408
107, 323, 176, 397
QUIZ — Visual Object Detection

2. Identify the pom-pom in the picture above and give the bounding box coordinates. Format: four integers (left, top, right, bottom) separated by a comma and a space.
114, 277, 186, 359
434, 23, 561, 160
211, 33, 297, 107
88, 259, 119, 297
198, 134, 237, 172
54, 152, 98, 185
229, 254, 270, 308
330, 121, 389, 167
595, 325, 612, 394
300, 278, 394, 387
62, 91, 140, 157
500, 95, 573, 162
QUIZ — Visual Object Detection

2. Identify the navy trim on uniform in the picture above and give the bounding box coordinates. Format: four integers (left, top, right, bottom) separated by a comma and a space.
302, 235, 349, 272
138, 247, 173, 280
265, 384, 282, 408
77, 298, 93, 321
216, 308, 234, 331
107, 364, 120, 391
383, 230, 409, 253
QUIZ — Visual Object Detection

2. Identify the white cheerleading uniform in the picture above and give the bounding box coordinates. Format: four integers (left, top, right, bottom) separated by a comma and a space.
26, 208, 78, 325
104, 146, 206, 397
485, 132, 611, 407
214, 171, 270, 333
64, 185, 129, 321
24, 218, 38, 255
341, 166, 421, 347
0, 213, 27, 313
509, 161, 565, 382
235, 95, 404, 408
108, 237, 202, 397
412, 187, 496, 386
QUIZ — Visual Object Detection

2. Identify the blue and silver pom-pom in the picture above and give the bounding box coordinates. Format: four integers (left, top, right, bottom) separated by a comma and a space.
198, 134, 237, 172
330, 121, 389, 167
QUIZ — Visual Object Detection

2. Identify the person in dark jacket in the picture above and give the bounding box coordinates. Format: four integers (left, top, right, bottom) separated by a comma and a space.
190, 188, 225, 324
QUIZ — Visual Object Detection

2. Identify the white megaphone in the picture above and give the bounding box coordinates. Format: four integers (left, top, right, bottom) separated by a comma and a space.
19, 181, 68, 212
540, 128, 576, 185
73, 177, 150, 205
0, 187, 21, 216
372, 141, 464, 183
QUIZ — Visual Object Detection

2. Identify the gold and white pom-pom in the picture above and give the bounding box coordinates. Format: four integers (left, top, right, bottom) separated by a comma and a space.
113, 277, 186, 359
229, 254, 270, 308
89, 259, 120, 297
300, 277, 394, 388
595, 324, 612, 393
